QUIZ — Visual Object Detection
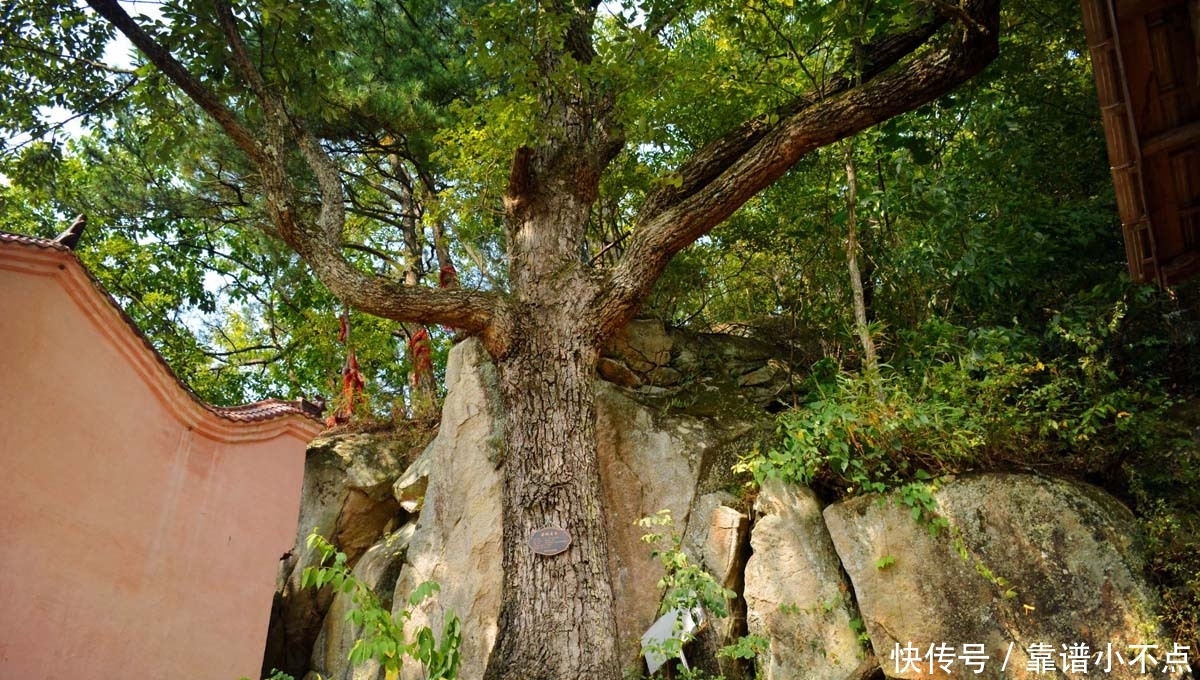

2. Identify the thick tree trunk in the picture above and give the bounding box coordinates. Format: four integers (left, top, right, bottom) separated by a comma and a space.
482, 149, 621, 680
485, 315, 619, 680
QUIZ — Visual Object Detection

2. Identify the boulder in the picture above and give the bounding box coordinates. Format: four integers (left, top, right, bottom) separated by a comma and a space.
300, 432, 415, 562
682, 492, 754, 680
596, 382, 731, 666
598, 356, 643, 388
682, 491, 750, 592
823, 473, 1179, 679
263, 428, 434, 679
392, 446, 433, 514
392, 339, 505, 680
743, 479, 871, 680
600, 319, 798, 408
605, 319, 675, 374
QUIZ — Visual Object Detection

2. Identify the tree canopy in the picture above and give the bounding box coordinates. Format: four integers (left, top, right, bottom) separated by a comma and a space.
3, 0, 1003, 410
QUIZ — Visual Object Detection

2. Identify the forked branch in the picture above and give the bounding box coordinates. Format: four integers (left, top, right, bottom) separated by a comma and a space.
85, 0, 499, 334
596, 0, 1001, 335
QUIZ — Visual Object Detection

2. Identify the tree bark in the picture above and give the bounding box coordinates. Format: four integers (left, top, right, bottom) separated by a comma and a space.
844, 140, 880, 385
486, 311, 618, 680
483, 143, 620, 680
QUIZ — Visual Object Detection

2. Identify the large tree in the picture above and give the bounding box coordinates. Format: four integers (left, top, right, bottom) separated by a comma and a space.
6, 0, 1000, 676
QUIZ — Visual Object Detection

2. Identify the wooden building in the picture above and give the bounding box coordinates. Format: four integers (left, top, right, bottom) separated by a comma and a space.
1081, 0, 1200, 285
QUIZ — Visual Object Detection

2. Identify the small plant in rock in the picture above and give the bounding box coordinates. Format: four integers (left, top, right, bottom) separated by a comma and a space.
638, 510, 736, 618
638, 511, 738, 679
301, 531, 462, 680
848, 617, 870, 648
718, 633, 769, 662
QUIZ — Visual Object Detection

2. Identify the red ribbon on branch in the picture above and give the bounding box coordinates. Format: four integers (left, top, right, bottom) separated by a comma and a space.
328, 312, 366, 427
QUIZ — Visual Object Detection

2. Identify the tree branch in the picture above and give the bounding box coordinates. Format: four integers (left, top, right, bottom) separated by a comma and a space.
342, 241, 404, 268
84, 0, 268, 167
9, 38, 138, 75
217, 1, 499, 335
596, 0, 1001, 335
5, 75, 138, 153
637, 9, 947, 222
88, 0, 500, 336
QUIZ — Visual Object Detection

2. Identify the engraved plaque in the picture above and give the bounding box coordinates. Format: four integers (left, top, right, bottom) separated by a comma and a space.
528, 527, 571, 556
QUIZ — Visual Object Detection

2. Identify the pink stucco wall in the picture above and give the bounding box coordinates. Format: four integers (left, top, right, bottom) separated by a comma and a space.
0, 242, 321, 679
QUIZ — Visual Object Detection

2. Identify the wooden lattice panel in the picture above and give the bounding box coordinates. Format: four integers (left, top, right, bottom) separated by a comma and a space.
1081, 0, 1200, 285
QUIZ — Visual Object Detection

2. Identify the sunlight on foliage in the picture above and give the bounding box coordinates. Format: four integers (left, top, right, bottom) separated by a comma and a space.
302, 532, 461, 680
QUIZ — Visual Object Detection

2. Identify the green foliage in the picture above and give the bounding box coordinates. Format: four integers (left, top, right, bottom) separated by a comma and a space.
736, 368, 967, 535
0, 118, 456, 413
739, 278, 1200, 643
1125, 403, 1200, 653
848, 617, 869, 647
631, 530, 771, 679
301, 532, 461, 680
743, 277, 1186, 500
638, 0, 1116, 358
638, 510, 735, 619
0, 3, 122, 142
4, 0, 1095, 420
718, 633, 769, 662
1136, 497, 1200, 651
665, 668, 722, 680
2, 0, 470, 414
637, 510, 742, 679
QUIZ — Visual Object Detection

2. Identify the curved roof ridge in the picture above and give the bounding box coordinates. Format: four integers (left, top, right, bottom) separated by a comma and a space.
210, 398, 326, 422
0, 231, 73, 252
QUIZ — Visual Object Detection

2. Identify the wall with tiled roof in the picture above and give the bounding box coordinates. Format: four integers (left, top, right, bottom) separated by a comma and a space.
0, 230, 323, 431
0, 231, 323, 679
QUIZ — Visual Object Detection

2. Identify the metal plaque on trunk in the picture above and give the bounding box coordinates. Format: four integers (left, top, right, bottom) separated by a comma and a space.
529, 527, 571, 556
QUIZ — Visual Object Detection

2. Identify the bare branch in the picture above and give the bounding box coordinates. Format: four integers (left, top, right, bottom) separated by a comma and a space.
8, 38, 138, 75
587, 230, 631, 266
203, 343, 281, 358
922, 0, 990, 33
342, 242, 404, 267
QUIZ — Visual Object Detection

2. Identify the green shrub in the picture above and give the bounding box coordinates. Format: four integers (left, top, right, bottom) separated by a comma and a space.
747, 281, 1181, 502
738, 368, 978, 520
638, 510, 736, 619
302, 532, 461, 680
